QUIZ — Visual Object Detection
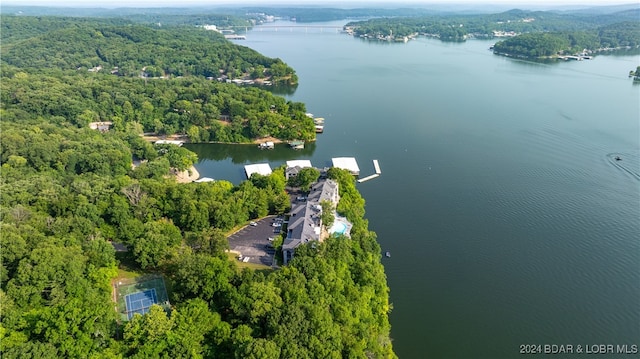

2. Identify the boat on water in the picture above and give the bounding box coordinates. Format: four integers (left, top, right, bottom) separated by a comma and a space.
615, 156, 622, 161
385, 251, 391, 258
315, 125, 324, 133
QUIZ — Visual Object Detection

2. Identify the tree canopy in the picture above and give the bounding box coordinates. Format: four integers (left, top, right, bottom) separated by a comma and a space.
492, 21, 640, 58
1, 13, 394, 359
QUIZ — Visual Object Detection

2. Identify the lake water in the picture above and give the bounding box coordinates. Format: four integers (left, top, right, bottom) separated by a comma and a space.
188, 21, 640, 358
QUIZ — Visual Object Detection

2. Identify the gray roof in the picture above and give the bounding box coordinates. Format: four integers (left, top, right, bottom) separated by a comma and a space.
282, 178, 339, 252
285, 166, 302, 180
282, 201, 321, 251
308, 178, 339, 204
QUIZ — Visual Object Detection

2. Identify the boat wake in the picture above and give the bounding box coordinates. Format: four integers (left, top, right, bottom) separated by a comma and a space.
606, 152, 640, 181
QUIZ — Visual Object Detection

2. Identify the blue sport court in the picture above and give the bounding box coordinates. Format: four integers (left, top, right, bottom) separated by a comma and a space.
125, 289, 158, 319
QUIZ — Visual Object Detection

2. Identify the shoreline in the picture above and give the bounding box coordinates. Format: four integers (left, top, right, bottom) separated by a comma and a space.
141, 134, 314, 146
174, 165, 200, 183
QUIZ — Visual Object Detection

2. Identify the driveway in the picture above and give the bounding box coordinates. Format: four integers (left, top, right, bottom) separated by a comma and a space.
227, 215, 282, 266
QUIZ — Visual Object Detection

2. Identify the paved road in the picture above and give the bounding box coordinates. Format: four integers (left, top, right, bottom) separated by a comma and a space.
227, 215, 282, 266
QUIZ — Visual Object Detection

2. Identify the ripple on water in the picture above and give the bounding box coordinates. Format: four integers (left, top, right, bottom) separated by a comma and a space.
606, 152, 640, 181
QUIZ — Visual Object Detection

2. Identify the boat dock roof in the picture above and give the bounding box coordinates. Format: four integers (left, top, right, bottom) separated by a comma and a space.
332, 157, 360, 175
244, 163, 273, 178
194, 177, 215, 183
286, 160, 313, 169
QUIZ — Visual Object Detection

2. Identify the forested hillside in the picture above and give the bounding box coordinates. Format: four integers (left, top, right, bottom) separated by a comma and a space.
1, 16, 315, 142
0, 15, 395, 358
346, 7, 640, 46
492, 21, 640, 58
0, 67, 314, 141
1, 16, 297, 83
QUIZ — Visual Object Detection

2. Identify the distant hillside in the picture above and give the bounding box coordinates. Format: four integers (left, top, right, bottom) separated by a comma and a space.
345, 6, 640, 43
0, 16, 296, 83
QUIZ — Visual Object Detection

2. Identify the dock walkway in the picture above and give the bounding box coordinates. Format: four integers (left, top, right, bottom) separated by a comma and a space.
373, 159, 381, 174
357, 159, 381, 183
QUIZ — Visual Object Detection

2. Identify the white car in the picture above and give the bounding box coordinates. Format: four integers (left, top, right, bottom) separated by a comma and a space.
250, 221, 257, 226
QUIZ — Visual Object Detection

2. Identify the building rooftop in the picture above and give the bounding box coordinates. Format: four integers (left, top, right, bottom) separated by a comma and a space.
286, 160, 313, 169
282, 201, 322, 252
308, 178, 339, 204
331, 157, 360, 175
244, 163, 272, 178
194, 177, 215, 183
282, 178, 341, 264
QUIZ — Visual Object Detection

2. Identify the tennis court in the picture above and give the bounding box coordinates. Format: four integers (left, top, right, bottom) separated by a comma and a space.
114, 275, 169, 321
125, 289, 158, 319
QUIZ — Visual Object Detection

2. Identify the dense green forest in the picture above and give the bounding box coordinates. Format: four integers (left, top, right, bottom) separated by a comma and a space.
1, 16, 297, 83
492, 21, 640, 58
1, 16, 315, 142
0, 67, 314, 142
0, 15, 395, 358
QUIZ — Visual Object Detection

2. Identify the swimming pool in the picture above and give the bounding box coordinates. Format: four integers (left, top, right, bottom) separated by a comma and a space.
329, 219, 350, 235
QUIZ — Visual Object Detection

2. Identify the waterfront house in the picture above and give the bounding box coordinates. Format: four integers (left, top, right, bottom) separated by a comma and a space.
285, 160, 313, 180
89, 121, 113, 132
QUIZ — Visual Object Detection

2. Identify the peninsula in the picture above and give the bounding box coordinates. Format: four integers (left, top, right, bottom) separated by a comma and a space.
0, 13, 395, 359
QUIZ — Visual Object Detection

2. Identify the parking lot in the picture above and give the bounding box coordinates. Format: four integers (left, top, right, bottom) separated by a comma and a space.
227, 215, 283, 266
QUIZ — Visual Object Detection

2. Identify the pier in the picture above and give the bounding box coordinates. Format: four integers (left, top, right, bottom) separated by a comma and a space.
357, 159, 382, 183
357, 174, 380, 183
373, 160, 381, 174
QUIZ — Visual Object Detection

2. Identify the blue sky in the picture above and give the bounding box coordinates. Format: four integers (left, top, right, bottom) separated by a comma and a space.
3, 0, 629, 8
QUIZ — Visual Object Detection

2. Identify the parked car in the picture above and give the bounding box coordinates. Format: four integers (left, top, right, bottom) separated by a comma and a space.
250, 221, 257, 226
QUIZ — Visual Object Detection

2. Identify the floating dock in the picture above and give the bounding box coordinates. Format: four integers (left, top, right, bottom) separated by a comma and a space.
289, 140, 305, 150
357, 159, 381, 183
357, 174, 380, 183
